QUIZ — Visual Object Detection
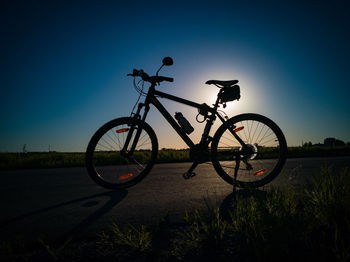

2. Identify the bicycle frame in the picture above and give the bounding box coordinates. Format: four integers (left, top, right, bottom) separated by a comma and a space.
124, 83, 246, 156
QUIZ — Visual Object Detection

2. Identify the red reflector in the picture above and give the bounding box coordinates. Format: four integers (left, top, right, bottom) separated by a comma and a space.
116, 128, 130, 133
234, 126, 244, 133
253, 169, 267, 176
119, 173, 133, 180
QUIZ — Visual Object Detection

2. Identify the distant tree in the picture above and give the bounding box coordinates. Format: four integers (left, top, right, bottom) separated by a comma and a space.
335, 139, 345, 147
324, 137, 345, 147
324, 138, 336, 147
303, 141, 313, 147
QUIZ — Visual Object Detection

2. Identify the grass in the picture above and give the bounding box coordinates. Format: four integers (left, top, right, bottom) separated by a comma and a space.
288, 145, 350, 158
0, 152, 86, 170
1, 165, 349, 261
0, 146, 349, 170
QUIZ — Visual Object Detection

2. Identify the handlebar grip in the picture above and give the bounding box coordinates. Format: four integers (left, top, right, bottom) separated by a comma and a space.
127, 69, 150, 80
127, 69, 140, 77
159, 76, 174, 82
133, 69, 141, 76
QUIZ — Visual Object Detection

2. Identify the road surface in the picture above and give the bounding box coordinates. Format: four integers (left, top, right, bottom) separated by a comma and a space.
1, 156, 349, 242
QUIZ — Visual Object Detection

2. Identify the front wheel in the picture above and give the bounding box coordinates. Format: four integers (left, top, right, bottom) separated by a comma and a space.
86, 117, 158, 189
211, 113, 287, 188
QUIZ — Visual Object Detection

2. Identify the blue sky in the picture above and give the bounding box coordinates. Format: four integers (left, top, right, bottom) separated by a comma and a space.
1, 0, 349, 152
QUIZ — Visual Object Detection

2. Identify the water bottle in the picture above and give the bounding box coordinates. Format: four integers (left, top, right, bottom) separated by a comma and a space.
175, 112, 194, 134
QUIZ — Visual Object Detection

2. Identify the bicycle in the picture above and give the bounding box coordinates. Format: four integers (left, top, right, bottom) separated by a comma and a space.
86, 57, 287, 190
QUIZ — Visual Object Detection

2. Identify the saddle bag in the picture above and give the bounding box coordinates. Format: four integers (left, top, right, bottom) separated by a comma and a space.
219, 85, 240, 103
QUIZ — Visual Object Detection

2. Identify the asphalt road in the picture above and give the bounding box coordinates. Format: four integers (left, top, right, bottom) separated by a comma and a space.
1, 156, 349, 242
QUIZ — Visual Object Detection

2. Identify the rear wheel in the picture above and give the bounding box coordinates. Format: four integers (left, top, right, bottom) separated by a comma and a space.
211, 113, 287, 188
86, 117, 158, 189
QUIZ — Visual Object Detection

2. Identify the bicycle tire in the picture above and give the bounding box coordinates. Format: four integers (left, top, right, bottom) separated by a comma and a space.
86, 117, 158, 189
211, 113, 287, 188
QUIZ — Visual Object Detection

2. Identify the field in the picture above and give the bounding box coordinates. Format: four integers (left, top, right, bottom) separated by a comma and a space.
1, 146, 350, 170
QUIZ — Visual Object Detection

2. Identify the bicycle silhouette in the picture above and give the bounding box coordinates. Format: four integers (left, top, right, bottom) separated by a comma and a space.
86, 57, 287, 190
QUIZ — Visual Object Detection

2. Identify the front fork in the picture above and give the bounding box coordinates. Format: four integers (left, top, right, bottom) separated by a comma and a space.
121, 103, 149, 157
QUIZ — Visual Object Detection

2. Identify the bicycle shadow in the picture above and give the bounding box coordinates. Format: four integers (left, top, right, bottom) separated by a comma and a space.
0, 190, 128, 243
219, 186, 267, 220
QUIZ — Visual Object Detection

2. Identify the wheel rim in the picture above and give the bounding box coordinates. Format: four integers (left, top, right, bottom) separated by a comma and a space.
216, 118, 284, 184
91, 122, 154, 185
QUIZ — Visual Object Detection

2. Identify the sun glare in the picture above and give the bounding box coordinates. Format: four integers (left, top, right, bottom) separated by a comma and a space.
187, 67, 262, 116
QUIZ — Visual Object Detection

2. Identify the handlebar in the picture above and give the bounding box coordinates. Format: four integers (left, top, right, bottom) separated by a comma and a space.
158, 76, 174, 82
127, 69, 173, 84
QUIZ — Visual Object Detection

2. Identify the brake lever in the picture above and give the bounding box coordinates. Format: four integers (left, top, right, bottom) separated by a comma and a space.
127, 69, 142, 77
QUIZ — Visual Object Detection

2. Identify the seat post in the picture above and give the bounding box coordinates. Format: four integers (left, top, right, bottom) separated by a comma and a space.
214, 89, 223, 108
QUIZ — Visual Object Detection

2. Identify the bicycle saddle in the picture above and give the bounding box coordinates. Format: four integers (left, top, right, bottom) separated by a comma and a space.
205, 80, 239, 87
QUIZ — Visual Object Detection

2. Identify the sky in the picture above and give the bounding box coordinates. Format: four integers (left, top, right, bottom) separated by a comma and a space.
1, 0, 350, 152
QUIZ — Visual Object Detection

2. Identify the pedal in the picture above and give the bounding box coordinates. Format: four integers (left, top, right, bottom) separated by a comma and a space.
183, 172, 196, 179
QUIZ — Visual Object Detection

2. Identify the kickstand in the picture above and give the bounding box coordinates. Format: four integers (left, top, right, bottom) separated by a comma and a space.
183, 162, 198, 179
231, 153, 240, 210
